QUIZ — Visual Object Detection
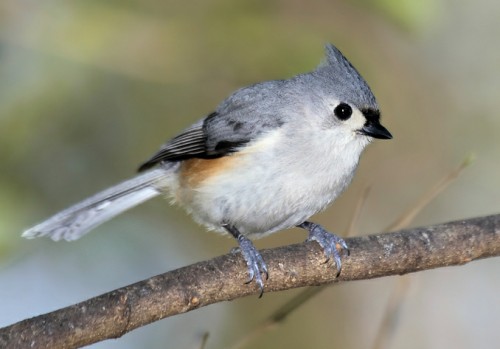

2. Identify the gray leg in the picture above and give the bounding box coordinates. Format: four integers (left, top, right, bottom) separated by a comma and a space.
298, 221, 349, 276
224, 224, 268, 297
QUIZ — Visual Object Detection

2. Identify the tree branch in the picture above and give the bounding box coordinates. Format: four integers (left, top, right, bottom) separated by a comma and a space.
2, 214, 500, 348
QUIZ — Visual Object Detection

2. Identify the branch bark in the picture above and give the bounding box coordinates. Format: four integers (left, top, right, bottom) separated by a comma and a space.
2, 214, 500, 348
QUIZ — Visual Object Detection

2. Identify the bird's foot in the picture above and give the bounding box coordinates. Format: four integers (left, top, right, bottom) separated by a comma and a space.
298, 221, 349, 276
224, 225, 268, 297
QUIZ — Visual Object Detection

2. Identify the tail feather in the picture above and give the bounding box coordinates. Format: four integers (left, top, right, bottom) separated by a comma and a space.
22, 169, 167, 241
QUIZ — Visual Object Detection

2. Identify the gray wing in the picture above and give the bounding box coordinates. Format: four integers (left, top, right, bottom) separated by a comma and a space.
138, 81, 287, 172
138, 119, 207, 171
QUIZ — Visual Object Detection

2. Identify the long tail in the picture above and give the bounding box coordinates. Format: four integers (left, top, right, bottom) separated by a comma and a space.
22, 168, 168, 241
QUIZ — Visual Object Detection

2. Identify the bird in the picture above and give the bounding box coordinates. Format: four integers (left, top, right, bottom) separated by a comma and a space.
23, 43, 392, 296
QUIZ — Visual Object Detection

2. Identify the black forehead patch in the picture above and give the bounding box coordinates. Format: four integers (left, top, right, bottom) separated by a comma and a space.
361, 108, 380, 123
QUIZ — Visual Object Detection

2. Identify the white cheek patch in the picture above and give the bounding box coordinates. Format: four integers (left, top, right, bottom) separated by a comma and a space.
347, 109, 367, 131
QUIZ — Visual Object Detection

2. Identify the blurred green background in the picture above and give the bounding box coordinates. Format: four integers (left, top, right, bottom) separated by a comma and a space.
1, 0, 499, 348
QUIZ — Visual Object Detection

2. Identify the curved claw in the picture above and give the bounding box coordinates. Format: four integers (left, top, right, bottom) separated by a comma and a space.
235, 234, 268, 297
300, 222, 349, 276
225, 225, 269, 297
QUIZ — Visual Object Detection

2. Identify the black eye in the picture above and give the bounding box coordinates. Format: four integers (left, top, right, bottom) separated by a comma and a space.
334, 103, 352, 121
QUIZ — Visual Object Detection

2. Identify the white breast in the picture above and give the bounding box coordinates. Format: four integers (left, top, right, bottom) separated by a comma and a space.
166, 127, 369, 239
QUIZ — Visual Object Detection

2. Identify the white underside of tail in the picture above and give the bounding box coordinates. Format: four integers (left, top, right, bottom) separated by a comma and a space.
22, 168, 167, 241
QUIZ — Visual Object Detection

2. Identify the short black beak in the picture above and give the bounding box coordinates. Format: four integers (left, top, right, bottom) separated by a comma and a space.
360, 122, 392, 140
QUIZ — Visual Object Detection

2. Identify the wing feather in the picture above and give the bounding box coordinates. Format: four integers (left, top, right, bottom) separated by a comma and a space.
138, 120, 207, 171
138, 82, 288, 172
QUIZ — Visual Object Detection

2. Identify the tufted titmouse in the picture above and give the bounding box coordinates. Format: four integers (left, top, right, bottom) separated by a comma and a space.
23, 44, 392, 295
